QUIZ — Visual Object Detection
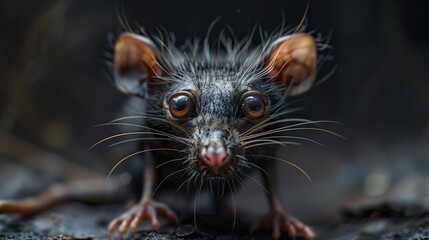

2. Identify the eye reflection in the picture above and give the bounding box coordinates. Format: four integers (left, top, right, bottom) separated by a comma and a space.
241, 93, 265, 119
169, 93, 195, 118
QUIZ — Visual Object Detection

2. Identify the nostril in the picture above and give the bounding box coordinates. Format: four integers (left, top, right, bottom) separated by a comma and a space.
202, 143, 228, 168
204, 152, 228, 168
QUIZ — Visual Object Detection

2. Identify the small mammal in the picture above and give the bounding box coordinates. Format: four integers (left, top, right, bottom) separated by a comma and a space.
107, 26, 318, 239
1, 23, 324, 239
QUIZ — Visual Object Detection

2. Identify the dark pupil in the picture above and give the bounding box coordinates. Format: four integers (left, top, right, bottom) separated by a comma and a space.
245, 96, 261, 112
173, 95, 190, 111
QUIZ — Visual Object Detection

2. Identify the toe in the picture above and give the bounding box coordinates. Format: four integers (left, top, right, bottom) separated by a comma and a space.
119, 217, 133, 237
272, 215, 282, 239
283, 222, 297, 239
301, 226, 316, 239
156, 203, 178, 223
147, 206, 160, 229
164, 207, 179, 223
108, 218, 122, 235
131, 211, 143, 233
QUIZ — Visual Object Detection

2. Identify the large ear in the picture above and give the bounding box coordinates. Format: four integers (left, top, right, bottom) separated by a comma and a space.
267, 33, 317, 96
114, 33, 161, 96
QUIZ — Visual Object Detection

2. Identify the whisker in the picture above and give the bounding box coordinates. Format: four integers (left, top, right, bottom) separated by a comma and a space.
240, 108, 304, 137
244, 141, 300, 149
194, 178, 204, 232
242, 117, 311, 137
246, 161, 270, 177
254, 127, 344, 141
221, 178, 225, 197
105, 148, 182, 181
226, 179, 236, 230
240, 172, 269, 195
264, 135, 327, 147
243, 138, 299, 147
209, 180, 215, 197
90, 131, 188, 150
152, 168, 188, 196
155, 157, 187, 169
234, 174, 246, 191
95, 122, 190, 143
177, 175, 193, 192
248, 154, 312, 184
292, 2, 309, 34
107, 137, 173, 147
110, 115, 191, 137
242, 120, 343, 141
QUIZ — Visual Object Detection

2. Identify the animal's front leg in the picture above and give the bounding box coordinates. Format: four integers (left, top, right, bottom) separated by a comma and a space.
108, 153, 178, 237
251, 160, 315, 239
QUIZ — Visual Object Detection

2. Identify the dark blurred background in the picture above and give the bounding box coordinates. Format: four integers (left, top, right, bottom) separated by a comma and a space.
0, 0, 429, 236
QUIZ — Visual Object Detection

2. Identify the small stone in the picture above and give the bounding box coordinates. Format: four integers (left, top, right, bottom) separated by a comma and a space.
361, 219, 388, 234
175, 224, 195, 237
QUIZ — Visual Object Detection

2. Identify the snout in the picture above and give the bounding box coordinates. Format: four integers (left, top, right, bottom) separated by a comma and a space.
200, 142, 230, 169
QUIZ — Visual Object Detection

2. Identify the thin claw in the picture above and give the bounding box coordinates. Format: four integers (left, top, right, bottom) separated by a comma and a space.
252, 210, 315, 239
119, 217, 133, 237
147, 206, 160, 229
130, 211, 143, 233
273, 215, 281, 239
164, 208, 179, 223
108, 219, 122, 235
302, 226, 316, 239
156, 202, 179, 223
109, 200, 177, 236
284, 223, 296, 239
130, 219, 139, 233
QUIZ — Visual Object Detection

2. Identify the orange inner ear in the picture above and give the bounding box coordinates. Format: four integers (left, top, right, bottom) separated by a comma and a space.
114, 34, 160, 81
268, 33, 317, 91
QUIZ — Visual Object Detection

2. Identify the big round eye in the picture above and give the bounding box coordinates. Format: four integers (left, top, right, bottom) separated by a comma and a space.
241, 92, 266, 119
168, 92, 195, 119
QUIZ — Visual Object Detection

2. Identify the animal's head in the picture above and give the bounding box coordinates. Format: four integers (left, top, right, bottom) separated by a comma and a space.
112, 31, 317, 180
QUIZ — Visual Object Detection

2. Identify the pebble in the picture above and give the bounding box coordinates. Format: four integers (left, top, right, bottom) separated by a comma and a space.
175, 224, 195, 237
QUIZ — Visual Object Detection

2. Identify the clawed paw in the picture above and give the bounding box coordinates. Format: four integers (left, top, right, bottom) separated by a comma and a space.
251, 210, 315, 239
108, 200, 178, 238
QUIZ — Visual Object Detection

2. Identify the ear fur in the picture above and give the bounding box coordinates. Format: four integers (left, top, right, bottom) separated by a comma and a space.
113, 33, 161, 96
267, 33, 317, 96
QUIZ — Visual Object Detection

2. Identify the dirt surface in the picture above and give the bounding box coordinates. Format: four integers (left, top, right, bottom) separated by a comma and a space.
2, 150, 429, 240
1, 196, 429, 239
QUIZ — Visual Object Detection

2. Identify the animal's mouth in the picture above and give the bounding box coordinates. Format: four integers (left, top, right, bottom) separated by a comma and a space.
193, 154, 237, 179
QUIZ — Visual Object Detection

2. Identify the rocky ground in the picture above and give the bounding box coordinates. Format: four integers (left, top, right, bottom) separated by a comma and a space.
1, 201, 429, 239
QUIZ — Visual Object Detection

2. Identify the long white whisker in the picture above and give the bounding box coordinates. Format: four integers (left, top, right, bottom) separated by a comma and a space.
244, 141, 300, 149
90, 131, 189, 150
107, 137, 174, 147
152, 168, 187, 196
95, 122, 190, 143
241, 172, 269, 195
264, 135, 327, 147
110, 115, 191, 137
226, 179, 236, 230
248, 154, 312, 184
194, 178, 204, 233
243, 138, 299, 147
106, 148, 182, 181
243, 120, 343, 141
242, 118, 312, 137
240, 108, 304, 137
155, 157, 187, 169
177, 175, 193, 192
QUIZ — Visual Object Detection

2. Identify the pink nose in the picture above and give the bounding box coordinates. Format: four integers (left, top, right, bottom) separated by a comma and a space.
203, 143, 228, 168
